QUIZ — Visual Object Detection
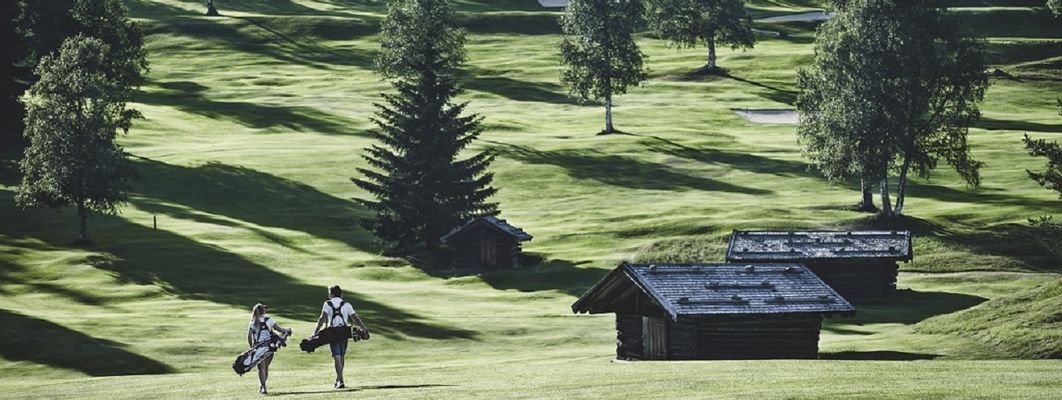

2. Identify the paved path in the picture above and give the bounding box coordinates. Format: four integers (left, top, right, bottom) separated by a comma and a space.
732, 109, 799, 125
538, 0, 567, 7
755, 11, 834, 23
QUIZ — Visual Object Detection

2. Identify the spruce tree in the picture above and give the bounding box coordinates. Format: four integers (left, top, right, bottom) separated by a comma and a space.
17, 36, 139, 243
354, 0, 497, 253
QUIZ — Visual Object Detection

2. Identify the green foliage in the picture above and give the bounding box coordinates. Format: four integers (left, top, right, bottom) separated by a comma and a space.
559, 0, 648, 133
16, 36, 138, 242
645, 0, 755, 70
375, 0, 467, 79
16, 0, 148, 92
355, 0, 497, 253
1023, 133, 1062, 197
1, 2, 23, 141
1050, 0, 1061, 18
796, 0, 989, 217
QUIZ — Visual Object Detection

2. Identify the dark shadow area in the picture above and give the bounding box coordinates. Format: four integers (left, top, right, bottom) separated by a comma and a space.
475, 258, 605, 297
463, 68, 582, 105
130, 157, 375, 252
0, 259, 114, 307
489, 142, 771, 194
0, 308, 174, 376
976, 117, 1062, 134
135, 81, 365, 135
140, 16, 377, 71
458, 13, 562, 35
819, 350, 940, 361
0, 189, 477, 340
0, 141, 21, 187
853, 214, 1062, 272
272, 384, 456, 396
659, 68, 798, 105
833, 289, 987, 326
636, 134, 818, 178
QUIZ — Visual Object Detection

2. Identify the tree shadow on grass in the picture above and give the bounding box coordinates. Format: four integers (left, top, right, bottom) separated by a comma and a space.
475, 258, 606, 297
490, 143, 771, 194
0, 308, 174, 376
840, 289, 987, 326
660, 68, 798, 105
135, 81, 365, 135
0, 189, 477, 341
142, 16, 377, 71
975, 117, 1062, 134
130, 158, 375, 252
819, 351, 940, 361
852, 215, 1062, 272
0, 259, 114, 307
463, 70, 582, 106
635, 134, 819, 179
272, 384, 456, 396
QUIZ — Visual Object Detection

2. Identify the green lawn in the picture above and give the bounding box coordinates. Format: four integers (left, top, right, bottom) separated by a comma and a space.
1, 0, 1061, 398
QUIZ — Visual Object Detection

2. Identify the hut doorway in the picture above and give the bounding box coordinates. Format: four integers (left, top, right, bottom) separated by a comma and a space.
642, 316, 668, 359
480, 236, 497, 268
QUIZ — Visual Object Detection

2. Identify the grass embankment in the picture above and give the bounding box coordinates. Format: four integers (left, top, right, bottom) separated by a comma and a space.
1, 0, 1061, 398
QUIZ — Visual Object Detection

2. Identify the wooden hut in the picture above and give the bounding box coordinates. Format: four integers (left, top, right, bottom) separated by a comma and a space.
572, 262, 855, 360
726, 230, 912, 299
440, 216, 532, 269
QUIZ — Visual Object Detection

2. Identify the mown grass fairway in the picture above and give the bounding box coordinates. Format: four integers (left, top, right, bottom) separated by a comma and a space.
1, 0, 1061, 398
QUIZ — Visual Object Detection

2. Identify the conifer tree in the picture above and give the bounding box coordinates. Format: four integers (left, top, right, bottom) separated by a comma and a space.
354, 0, 497, 253
559, 0, 648, 134
17, 36, 139, 243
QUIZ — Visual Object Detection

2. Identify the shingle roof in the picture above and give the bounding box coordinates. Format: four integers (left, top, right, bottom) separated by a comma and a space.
726, 230, 912, 262
572, 263, 855, 320
440, 216, 533, 243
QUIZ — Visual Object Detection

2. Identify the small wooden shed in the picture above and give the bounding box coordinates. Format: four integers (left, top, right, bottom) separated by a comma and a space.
441, 216, 532, 269
572, 262, 855, 360
726, 231, 912, 299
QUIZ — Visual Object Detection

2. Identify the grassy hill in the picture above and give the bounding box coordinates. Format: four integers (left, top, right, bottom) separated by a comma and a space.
1, 0, 1061, 398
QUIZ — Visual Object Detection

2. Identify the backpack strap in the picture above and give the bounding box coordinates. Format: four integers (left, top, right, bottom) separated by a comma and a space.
328, 300, 347, 327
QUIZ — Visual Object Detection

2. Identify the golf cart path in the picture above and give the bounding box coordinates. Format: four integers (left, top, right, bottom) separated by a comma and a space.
733, 109, 799, 125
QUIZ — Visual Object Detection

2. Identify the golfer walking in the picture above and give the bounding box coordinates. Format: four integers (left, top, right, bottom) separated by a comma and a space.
313, 285, 370, 389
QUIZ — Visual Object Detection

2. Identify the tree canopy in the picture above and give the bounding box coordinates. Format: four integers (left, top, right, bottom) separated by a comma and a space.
645, 0, 755, 71
356, 0, 497, 255
375, 0, 467, 79
559, 0, 648, 134
17, 36, 139, 243
1, 3, 23, 141
796, 0, 988, 218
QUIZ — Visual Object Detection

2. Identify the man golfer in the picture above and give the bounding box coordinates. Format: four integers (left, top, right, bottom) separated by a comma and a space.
313, 285, 370, 389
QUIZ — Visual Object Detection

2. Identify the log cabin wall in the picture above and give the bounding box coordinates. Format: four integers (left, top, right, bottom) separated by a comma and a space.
448, 225, 519, 269
668, 314, 823, 360
806, 260, 898, 299
616, 314, 644, 360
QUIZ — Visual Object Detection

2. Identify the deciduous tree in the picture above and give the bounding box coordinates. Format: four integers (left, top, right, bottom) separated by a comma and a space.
645, 0, 755, 71
796, 0, 988, 218
559, 0, 648, 134
355, 0, 497, 254
17, 36, 139, 243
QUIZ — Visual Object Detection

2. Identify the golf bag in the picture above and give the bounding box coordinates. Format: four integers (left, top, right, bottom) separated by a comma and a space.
299, 326, 369, 353
232, 332, 288, 376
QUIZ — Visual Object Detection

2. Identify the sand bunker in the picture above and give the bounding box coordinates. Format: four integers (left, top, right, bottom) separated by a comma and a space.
538, 0, 567, 7
755, 11, 834, 23
732, 109, 799, 125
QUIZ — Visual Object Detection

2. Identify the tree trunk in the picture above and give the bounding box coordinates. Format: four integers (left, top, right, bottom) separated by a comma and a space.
602, 94, 614, 134
76, 200, 89, 244
858, 178, 877, 212
892, 156, 911, 216
879, 177, 893, 219
206, 0, 219, 16
706, 36, 717, 71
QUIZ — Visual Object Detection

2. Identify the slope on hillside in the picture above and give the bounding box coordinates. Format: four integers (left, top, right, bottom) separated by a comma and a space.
917, 278, 1062, 358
